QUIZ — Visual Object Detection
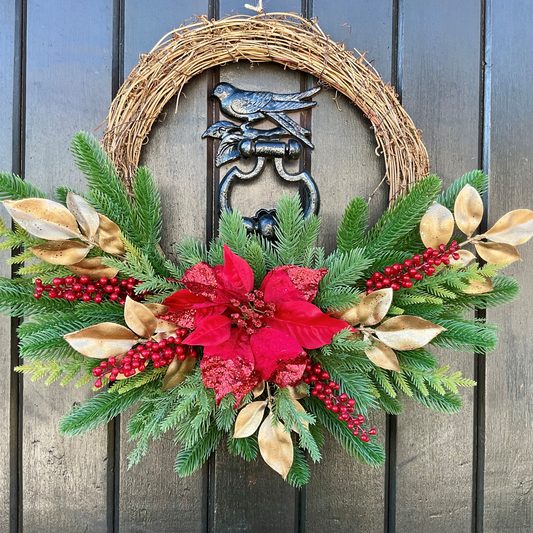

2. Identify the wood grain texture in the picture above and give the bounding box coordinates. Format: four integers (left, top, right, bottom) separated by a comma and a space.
212, 0, 302, 519
118, 3, 209, 532
484, 1, 533, 531
0, 1, 16, 530
21, 1, 113, 531
396, 1, 481, 531
305, 2, 391, 531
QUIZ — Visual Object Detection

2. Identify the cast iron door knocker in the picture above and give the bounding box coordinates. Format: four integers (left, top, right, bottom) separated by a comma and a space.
203, 83, 321, 239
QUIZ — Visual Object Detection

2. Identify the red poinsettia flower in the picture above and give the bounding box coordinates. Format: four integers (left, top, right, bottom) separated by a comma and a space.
163, 245, 349, 404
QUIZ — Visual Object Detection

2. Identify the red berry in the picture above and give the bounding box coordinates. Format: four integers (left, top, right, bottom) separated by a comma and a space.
94, 378, 102, 388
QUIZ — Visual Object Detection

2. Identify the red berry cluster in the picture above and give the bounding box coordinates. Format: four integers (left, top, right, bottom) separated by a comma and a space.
365, 242, 461, 294
33, 276, 142, 304
303, 362, 376, 442
92, 328, 196, 388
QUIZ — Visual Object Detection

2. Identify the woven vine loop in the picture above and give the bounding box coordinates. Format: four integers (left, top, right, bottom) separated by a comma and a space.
102, 13, 429, 202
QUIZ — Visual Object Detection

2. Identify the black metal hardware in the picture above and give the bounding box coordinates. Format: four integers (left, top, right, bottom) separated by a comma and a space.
203, 83, 321, 239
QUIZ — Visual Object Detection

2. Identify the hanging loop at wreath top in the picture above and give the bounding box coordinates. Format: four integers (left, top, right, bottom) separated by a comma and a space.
102, 13, 429, 204
204, 83, 320, 239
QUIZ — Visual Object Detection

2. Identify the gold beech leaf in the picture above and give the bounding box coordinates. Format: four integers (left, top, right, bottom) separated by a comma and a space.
252, 381, 265, 398
97, 214, 125, 255
454, 184, 484, 238
258, 413, 294, 478
234, 400, 267, 438
143, 303, 169, 317
449, 249, 477, 268
64, 322, 137, 358
66, 192, 100, 240
365, 339, 400, 372
474, 242, 521, 265
485, 209, 533, 246
288, 385, 308, 400
66, 257, 120, 280
124, 296, 157, 338
463, 276, 494, 294
375, 316, 446, 351
340, 288, 393, 326
155, 319, 179, 336
162, 356, 196, 391
419, 202, 454, 249
290, 398, 309, 434
3, 198, 81, 240
29, 240, 91, 266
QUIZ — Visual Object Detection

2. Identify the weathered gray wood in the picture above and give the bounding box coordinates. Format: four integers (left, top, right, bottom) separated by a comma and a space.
211, 27, 301, 527
119, 2, 209, 532
21, 1, 113, 531
0, 1, 16, 530
395, 1, 481, 531
305, 2, 392, 531
484, 2, 533, 531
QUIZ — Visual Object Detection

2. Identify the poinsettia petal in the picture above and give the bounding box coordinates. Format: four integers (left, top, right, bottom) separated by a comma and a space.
203, 328, 254, 362
269, 353, 310, 388
183, 315, 232, 346
164, 289, 210, 310
218, 244, 254, 295
180, 262, 219, 299
249, 327, 303, 381
201, 355, 261, 406
261, 268, 306, 305
266, 300, 350, 349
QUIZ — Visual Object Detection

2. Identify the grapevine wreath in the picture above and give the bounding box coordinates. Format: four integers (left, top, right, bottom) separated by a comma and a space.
1, 14, 533, 484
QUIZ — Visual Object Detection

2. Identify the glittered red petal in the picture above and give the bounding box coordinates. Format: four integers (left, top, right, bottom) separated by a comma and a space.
249, 327, 303, 381
183, 315, 232, 346
266, 300, 349, 349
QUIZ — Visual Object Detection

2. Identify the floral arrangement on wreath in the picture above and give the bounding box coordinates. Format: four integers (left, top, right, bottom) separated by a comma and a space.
1, 132, 531, 485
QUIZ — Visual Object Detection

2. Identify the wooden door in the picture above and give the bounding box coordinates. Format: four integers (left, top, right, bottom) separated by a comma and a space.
1, 1, 532, 532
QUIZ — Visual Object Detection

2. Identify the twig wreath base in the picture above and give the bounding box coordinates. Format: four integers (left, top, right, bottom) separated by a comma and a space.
102, 13, 429, 202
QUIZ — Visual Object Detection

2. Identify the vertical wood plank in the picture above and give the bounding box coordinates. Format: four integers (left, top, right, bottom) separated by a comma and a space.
212, 2, 303, 527
118, 2, 209, 532
484, 1, 533, 531
305, 2, 391, 531
22, 1, 113, 531
0, 1, 16, 530
396, 1, 481, 531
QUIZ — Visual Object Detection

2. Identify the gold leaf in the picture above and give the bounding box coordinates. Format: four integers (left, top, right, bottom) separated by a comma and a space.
463, 276, 494, 294
124, 296, 157, 338
162, 356, 196, 391
287, 385, 308, 400
419, 202, 454, 249
97, 214, 125, 255
66, 192, 100, 240
155, 319, 179, 336
474, 242, 521, 264
375, 316, 446, 351
454, 184, 484, 238
3, 198, 81, 240
252, 381, 265, 398
290, 398, 309, 434
233, 400, 267, 438
449, 249, 477, 268
64, 322, 137, 358
485, 209, 533, 246
66, 257, 120, 280
340, 288, 393, 327
143, 303, 170, 316
258, 413, 294, 478
364, 339, 400, 371
29, 240, 91, 265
